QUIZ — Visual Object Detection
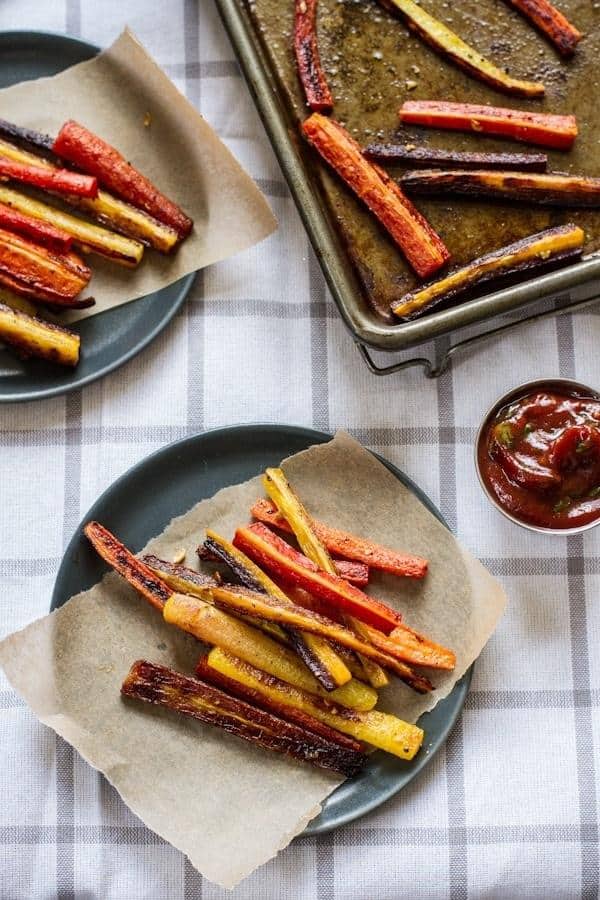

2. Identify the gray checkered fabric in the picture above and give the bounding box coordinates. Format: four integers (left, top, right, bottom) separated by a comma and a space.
1, 1, 600, 898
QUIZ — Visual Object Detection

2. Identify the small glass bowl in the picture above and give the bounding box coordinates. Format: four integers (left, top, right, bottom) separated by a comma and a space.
475, 377, 600, 536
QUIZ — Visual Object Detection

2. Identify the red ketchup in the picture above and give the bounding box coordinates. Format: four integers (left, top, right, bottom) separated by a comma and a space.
478, 388, 600, 529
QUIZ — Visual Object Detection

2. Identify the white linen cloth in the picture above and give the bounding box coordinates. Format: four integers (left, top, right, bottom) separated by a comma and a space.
1, 1, 599, 898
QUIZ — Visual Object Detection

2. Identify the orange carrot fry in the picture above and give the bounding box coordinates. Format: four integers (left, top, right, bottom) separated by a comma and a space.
302, 113, 450, 279
251, 498, 428, 578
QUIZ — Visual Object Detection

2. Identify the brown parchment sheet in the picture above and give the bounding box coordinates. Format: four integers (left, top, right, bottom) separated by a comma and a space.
0, 28, 276, 322
0, 433, 506, 888
246, 0, 600, 320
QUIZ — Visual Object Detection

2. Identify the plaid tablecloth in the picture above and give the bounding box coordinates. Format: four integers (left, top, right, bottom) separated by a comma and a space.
2, 1, 600, 897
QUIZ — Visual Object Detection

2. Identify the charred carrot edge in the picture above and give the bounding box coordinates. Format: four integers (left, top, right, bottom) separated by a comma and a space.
0, 119, 54, 156
391, 224, 584, 319
122, 660, 365, 778
201, 530, 352, 691
50, 295, 95, 311
235, 523, 402, 634
251, 498, 428, 579
52, 120, 193, 238
193, 580, 434, 693
0, 228, 91, 305
84, 522, 172, 611
302, 113, 450, 279
294, 0, 333, 112
199, 538, 368, 585
505, 0, 581, 56
0, 157, 97, 198
400, 169, 600, 208
261, 468, 388, 689
0, 301, 80, 367
363, 144, 548, 172
140, 555, 217, 592
0, 137, 180, 254
203, 648, 424, 759
0, 202, 73, 253
379, 0, 544, 97
195, 657, 364, 753
399, 101, 577, 150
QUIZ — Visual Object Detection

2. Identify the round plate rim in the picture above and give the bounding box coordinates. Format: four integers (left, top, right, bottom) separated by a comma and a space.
50, 423, 472, 834
0, 30, 196, 403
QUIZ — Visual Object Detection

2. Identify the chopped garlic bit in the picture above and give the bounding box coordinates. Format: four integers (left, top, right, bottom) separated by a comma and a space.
405, 80, 418, 90
172, 548, 186, 564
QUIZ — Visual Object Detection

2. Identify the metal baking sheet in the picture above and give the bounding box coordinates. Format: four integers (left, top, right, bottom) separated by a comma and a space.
215, 0, 600, 351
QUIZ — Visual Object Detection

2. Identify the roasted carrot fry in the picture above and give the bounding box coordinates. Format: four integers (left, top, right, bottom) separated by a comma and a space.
399, 101, 578, 150
193, 604, 377, 710
262, 468, 334, 573
83, 522, 356, 702
157, 533, 351, 692
199, 538, 368, 585
363, 144, 548, 172
235, 523, 402, 634
379, 0, 544, 97
0, 186, 144, 266
391, 224, 584, 319
294, 0, 333, 112
201, 649, 424, 759
0, 137, 179, 253
89, 527, 370, 709
195, 658, 366, 752
262, 468, 388, 689
142, 553, 289, 645
85, 523, 434, 692
0, 202, 72, 253
168, 583, 433, 692
203, 530, 352, 690
0, 156, 97, 198
367, 623, 456, 670
251, 498, 428, 578
302, 114, 450, 279
505, 0, 581, 56
0, 301, 80, 366
401, 169, 600, 208
84, 522, 172, 611
0, 227, 90, 305
53, 120, 193, 238
148, 585, 376, 711
122, 660, 365, 777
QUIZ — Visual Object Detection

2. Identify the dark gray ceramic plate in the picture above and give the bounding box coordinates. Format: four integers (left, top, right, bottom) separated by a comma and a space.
51, 424, 472, 834
0, 32, 195, 403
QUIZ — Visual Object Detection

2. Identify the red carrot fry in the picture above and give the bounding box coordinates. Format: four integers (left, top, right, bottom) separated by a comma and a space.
0, 202, 72, 253
251, 498, 428, 578
0, 156, 97, 198
302, 113, 450, 279
294, 0, 333, 112
52, 120, 193, 238
400, 101, 578, 150
233, 523, 403, 634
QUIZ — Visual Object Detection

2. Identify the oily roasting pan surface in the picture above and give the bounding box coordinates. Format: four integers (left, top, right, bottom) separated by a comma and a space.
225, 0, 600, 342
